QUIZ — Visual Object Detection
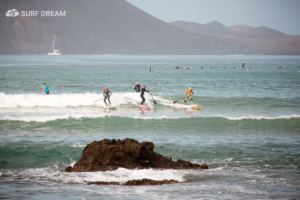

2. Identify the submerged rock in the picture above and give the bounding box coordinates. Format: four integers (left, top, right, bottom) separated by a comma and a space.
124, 179, 180, 186
88, 181, 120, 185
65, 138, 208, 172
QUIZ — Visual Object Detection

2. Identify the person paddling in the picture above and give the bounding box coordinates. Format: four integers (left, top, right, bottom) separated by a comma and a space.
39, 83, 49, 95
134, 82, 141, 92
103, 86, 112, 106
183, 87, 194, 105
140, 85, 150, 105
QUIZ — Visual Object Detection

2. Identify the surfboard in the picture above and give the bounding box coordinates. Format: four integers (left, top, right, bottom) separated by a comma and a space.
103, 104, 118, 108
136, 105, 151, 109
174, 104, 202, 109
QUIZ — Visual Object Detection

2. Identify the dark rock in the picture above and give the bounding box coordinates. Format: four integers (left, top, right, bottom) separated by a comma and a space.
124, 179, 180, 186
88, 181, 120, 185
65, 138, 208, 172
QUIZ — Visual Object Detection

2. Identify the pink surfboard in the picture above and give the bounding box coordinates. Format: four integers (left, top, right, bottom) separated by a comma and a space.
136, 105, 151, 109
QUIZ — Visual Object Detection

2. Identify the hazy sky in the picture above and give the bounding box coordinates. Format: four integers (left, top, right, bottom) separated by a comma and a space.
126, 0, 300, 35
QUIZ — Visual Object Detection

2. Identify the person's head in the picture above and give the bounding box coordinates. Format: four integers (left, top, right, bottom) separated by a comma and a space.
43, 83, 46, 86
142, 85, 145, 88
104, 86, 107, 89
188, 87, 191, 90
136, 82, 139, 85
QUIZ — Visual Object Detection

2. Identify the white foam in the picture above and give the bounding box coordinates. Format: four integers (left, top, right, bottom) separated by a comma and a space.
0, 92, 156, 108
216, 114, 300, 120
1, 113, 107, 122
5, 167, 187, 185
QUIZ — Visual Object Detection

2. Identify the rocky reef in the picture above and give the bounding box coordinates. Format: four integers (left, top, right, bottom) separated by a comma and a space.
65, 138, 208, 172
88, 179, 180, 186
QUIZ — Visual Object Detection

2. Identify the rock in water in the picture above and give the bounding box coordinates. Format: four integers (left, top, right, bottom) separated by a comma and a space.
124, 179, 180, 186
66, 138, 208, 172
88, 181, 120, 185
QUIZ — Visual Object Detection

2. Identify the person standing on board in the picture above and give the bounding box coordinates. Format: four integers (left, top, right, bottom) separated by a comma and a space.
103, 86, 112, 106
148, 65, 151, 73
134, 82, 141, 92
183, 87, 194, 105
39, 83, 49, 95
140, 85, 150, 105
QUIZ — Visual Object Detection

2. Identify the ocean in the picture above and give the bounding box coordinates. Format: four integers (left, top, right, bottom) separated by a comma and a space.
0, 54, 299, 199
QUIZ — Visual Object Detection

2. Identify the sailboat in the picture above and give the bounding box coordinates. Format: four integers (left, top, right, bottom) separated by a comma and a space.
48, 34, 62, 55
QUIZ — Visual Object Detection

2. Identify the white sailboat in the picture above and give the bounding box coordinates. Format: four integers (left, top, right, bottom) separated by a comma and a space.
48, 35, 62, 55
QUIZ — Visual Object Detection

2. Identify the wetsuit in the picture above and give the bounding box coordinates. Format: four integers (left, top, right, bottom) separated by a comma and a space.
184, 89, 194, 103
44, 85, 49, 95
140, 88, 149, 105
103, 89, 112, 105
134, 84, 141, 92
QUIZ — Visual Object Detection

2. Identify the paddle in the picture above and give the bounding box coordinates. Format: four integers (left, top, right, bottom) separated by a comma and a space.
94, 98, 103, 103
173, 97, 185, 104
130, 81, 134, 87
147, 86, 156, 104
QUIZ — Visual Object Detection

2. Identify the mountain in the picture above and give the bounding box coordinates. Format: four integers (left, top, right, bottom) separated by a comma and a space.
0, 0, 300, 54
170, 20, 300, 54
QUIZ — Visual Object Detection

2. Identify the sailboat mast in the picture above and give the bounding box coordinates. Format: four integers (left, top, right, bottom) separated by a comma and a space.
53, 35, 56, 51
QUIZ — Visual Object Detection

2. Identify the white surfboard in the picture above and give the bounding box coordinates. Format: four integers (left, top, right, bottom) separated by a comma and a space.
173, 104, 202, 109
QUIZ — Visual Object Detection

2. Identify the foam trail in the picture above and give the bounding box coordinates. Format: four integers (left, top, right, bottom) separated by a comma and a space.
0, 92, 158, 108
216, 114, 300, 120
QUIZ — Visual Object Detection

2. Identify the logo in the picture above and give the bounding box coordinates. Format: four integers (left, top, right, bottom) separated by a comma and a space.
6, 9, 19, 17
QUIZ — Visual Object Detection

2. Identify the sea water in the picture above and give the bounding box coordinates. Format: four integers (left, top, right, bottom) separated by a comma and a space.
0, 55, 299, 199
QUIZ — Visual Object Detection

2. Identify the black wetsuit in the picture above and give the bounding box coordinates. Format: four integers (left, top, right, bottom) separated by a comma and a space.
103, 89, 112, 105
140, 88, 149, 105
134, 84, 141, 92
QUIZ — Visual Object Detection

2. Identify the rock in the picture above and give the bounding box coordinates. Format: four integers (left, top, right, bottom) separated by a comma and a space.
65, 138, 208, 172
124, 179, 180, 186
88, 181, 120, 185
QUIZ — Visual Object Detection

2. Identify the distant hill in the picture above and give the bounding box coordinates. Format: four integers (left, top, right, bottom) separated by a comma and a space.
170, 21, 300, 54
0, 0, 300, 54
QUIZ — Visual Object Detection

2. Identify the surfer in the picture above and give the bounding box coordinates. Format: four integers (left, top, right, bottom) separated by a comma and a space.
103, 86, 112, 106
140, 85, 150, 105
175, 65, 179, 69
134, 82, 141, 92
39, 83, 49, 95
148, 65, 151, 73
242, 62, 246, 68
183, 87, 194, 105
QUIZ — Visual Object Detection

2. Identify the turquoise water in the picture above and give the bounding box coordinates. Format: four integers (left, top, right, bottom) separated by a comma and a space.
0, 55, 300, 199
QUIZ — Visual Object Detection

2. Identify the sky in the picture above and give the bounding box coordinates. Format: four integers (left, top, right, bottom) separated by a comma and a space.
126, 0, 300, 35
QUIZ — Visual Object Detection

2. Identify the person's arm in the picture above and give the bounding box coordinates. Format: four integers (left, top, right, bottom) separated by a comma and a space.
134, 85, 136, 90
191, 90, 194, 95
39, 86, 45, 94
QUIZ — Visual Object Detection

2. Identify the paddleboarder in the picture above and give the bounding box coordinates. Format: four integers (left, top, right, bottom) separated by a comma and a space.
103, 86, 112, 106
140, 85, 150, 105
134, 82, 141, 92
183, 87, 194, 105
39, 83, 49, 95
148, 65, 151, 73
